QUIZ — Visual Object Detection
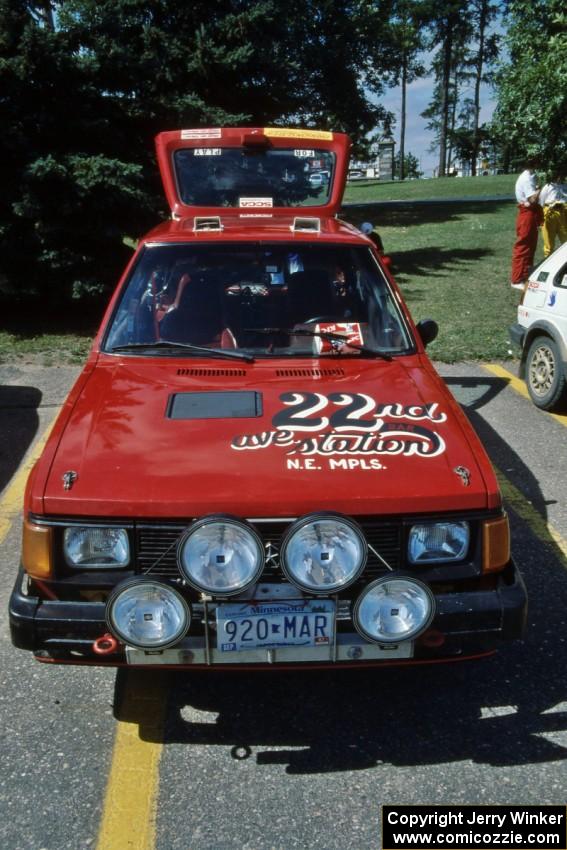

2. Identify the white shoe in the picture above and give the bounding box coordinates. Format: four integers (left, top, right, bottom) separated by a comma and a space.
510, 282, 526, 290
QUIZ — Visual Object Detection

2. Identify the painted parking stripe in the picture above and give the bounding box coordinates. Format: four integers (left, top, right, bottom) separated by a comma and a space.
495, 467, 567, 566
95, 671, 168, 850
483, 364, 567, 428
0, 413, 167, 850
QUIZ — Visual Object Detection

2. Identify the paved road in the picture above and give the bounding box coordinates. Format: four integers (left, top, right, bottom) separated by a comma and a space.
1, 361, 566, 850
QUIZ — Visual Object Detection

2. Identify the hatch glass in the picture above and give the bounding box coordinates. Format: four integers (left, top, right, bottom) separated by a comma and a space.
174, 147, 336, 208
155, 128, 350, 216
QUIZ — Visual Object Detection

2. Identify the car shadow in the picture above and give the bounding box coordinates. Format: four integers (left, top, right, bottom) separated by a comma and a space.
112, 373, 567, 774
342, 199, 512, 229
388, 246, 493, 284
341, 202, 505, 287
0, 385, 41, 493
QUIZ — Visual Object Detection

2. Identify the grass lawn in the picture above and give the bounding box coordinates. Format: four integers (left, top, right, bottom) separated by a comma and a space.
0, 304, 99, 365
0, 174, 540, 364
342, 174, 544, 362
343, 173, 515, 203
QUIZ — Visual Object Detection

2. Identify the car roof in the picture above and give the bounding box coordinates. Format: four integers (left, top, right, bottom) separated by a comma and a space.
139, 214, 368, 247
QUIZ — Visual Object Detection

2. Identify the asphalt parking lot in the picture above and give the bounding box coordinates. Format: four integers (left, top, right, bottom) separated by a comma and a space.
1, 361, 566, 850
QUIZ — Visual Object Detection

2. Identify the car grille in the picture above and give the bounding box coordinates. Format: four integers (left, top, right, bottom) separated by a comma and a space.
135, 519, 402, 582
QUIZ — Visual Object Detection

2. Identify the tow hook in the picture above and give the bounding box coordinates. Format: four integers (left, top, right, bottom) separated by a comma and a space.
93, 633, 120, 655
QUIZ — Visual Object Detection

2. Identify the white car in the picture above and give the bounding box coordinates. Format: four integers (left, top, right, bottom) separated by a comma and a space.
510, 243, 567, 410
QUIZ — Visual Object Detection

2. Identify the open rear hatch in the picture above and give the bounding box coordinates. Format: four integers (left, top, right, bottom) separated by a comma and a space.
155, 127, 351, 219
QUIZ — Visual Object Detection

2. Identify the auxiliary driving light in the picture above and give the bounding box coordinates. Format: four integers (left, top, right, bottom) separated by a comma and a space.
177, 516, 264, 595
281, 513, 367, 593
353, 576, 435, 644
106, 579, 191, 649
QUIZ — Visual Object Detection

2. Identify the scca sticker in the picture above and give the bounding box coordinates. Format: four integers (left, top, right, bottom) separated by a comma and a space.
231, 392, 447, 472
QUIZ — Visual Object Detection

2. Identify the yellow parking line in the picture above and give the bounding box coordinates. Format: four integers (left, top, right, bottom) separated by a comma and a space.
0, 419, 56, 546
483, 363, 567, 428
0, 410, 167, 850
495, 467, 567, 565
95, 671, 168, 850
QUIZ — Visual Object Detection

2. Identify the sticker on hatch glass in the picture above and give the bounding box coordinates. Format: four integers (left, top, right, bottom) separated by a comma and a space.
239, 197, 274, 208
194, 148, 222, 156
216, 599, 335, 652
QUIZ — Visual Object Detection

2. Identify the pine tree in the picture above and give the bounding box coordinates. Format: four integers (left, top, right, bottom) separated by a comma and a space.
421, 0, 472, 176
0, 0, 397, 301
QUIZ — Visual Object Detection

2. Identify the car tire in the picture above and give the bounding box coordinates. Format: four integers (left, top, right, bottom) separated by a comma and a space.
526, 335, 567, 411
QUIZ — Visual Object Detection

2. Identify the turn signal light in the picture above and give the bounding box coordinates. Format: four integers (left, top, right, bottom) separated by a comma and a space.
482, 514, 510, 573
22, 520, 53, 579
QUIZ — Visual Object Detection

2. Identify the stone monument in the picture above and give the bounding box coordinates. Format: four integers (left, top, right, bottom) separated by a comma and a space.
378, 136, 395, 182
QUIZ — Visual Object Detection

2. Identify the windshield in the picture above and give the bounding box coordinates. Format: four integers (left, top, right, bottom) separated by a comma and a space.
174, 148, 336, 207
104, 243, 413, 357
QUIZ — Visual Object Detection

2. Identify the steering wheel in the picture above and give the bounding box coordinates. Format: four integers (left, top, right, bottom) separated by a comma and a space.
304, 316, 337, 325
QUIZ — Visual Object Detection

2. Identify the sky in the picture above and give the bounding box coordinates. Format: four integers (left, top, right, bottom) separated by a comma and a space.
377, 0, 506, 178
380, 76, 497, 177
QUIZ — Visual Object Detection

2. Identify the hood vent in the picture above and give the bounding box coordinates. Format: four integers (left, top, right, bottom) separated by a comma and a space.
275, 368, 345, 378
176, 367, 345, 378
193, 216, 223, 232
291, 216, 321, 233
177, 368, 247, 377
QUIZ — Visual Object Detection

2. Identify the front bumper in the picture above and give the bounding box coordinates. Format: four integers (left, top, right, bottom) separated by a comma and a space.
9, 562, 527, 667
509, 322, 525, 350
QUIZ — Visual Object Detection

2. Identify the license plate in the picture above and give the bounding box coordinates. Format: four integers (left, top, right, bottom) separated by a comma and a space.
216, 599, 335, 652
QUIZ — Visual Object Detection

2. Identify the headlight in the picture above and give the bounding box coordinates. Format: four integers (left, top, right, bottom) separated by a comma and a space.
64, 526, 130, 568
107, 579, 190, 649
281, 513, 367, 593
353, 576, 434, 643
177, 516, 264, 595
408, 521, 469, 564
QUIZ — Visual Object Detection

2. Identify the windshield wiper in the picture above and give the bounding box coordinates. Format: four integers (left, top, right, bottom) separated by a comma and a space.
245, 327, 393, 361
110, 340, 255, 363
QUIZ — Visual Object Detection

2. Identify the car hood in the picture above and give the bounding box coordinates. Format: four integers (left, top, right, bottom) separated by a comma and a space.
42, 357, 494, 517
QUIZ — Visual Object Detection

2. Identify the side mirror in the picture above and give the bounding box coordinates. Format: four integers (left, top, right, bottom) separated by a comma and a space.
416, 319, 438, 348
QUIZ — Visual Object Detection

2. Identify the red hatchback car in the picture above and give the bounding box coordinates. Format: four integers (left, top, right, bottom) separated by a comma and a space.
10, 128, 526, 669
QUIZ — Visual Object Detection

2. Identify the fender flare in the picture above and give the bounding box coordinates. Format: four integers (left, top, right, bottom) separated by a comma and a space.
519, 320, 567, 379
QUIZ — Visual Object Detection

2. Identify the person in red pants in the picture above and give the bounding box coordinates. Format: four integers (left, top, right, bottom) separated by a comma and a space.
511, 161, 543, 289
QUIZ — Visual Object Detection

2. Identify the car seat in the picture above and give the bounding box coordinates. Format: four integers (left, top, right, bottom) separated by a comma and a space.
159, 276, 237, 348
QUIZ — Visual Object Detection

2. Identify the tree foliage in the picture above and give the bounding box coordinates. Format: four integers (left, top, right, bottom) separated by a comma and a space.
0, 0, 396, 301
394, 151, 423, 178
465, 0, 499, 175
447, 124, 492, 173
420, 0, 500, 176
385, 0, 428, 179
492, 0, 567, 176
420, 0, 471, 176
